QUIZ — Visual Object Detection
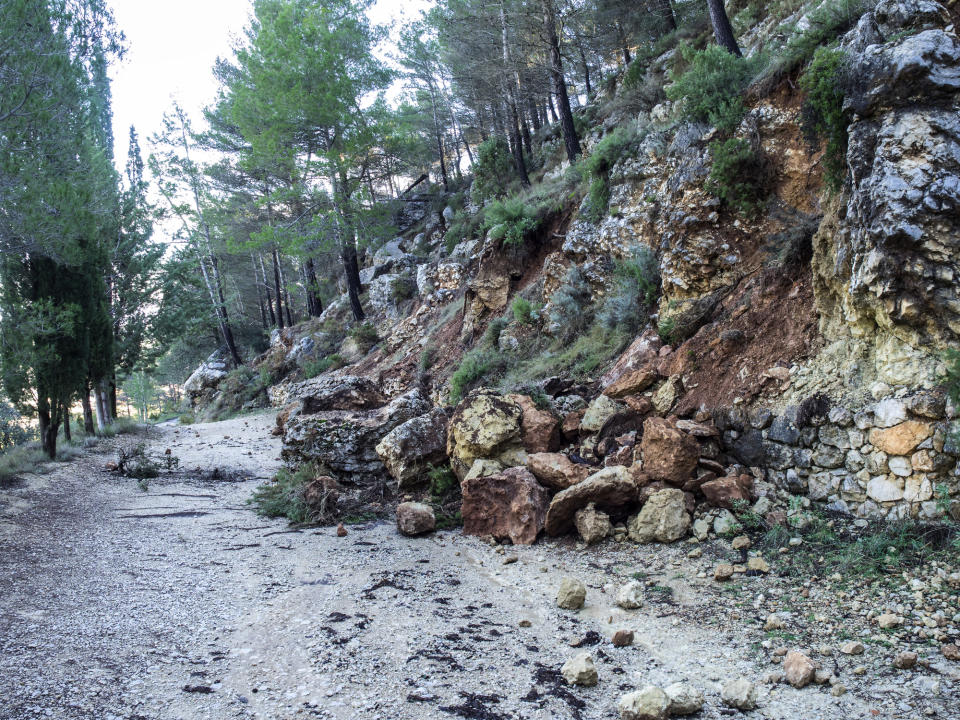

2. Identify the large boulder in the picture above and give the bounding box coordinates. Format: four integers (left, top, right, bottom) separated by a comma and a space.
288, 375, 387, 413
375, 408, 449, 489
580, 395, 626, 434
627, 488, 691, 543
461, 467, 549, 545
700, 475, 754, 509
396, 502, 436, 536
639, 417, 700, 486
544, 466, 638, 536
282, 389, 431, 484
182, 351, 229, 402
526, 452, 591, 490
507, 394, 562, 454
447, 390, 523, 479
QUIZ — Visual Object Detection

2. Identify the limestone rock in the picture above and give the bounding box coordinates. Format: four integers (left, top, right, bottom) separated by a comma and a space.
714, 563, 734, 581
664, 682, 704, 716
460, 467, 549, 545
867, 476, 904, 502
877, 612, 903, 629
721, 678, 758, 711
574, 503, 612, 544
615, 580, 645, 609
618, 686, 670, 720
396, 502, 436, 536
527, 452, 591, 490
627, 489, 690, 543
375, 408, 448, 488
580, 395, 626, 433
544, 465, 637, 536
639, 417, 700, 486
784, 650, 817, 688
291, 374, 388, 413
612, 629, 634, 647
561, 652, 598, 686
557, 577, 586, 610
893, 651, 917, 669
652, 376, 681, 414
840, 641, 865, 655
447, 390, 522, 479
282, 390, 430, 483
869, 421, 933, 456
463, 458, 505, 482
183, 352, 229, 400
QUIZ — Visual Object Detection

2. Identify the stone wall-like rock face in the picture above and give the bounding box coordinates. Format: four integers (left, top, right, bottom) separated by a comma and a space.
716, 392, 960, 520
813, 7, 960, 387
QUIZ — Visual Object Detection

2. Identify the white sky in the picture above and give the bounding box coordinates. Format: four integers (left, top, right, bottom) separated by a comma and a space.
108, 0, 433, 168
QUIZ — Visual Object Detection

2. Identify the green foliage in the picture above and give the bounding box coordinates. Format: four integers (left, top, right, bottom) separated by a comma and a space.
428, 465, 458, 498
303, 354, 345, 379
657, 316, 677, 344
449, 349, 499, 405
511, 296, 537, 325
706, 138, 769, 214
472, 137, 515, 202
419, 344, 437, 372
349, 322, 379, 346
444, 207, 486, 255
799, 48, 850, 191
0, 401, 33, 453
484, 196, 540, 246
597, 245, 660, 333
548, 267, 594, 343
666, 44, 758, 131
178, 413, 195, 425
390, 276, 417, 303
582, 128, 638, 223
0, 444, 48, 484
249, 464, 317, 524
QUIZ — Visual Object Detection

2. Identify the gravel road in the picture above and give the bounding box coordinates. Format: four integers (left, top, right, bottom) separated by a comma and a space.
0, 412, 946, 719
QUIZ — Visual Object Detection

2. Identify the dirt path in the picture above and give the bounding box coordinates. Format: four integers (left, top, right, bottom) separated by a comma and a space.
0, 414, 948, 719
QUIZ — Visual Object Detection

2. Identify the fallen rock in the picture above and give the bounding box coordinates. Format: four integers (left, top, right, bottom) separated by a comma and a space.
463, 458, 505, 481
375, 408, 448, 488
618, 686, 670, 720
893, 651, 917, 669
747, 556, 770, 573
526, 452, 591, 490
580, 395, 626, 433
763, 614, 784, 631
784, 650, 817, 688
544, 465, 637, 536
447, 390, 522, 479
336, 523, 347, 537
396, 502, 436, 536
721, 678, 758, 711
627, 488, 691, 543
877, 612, 903, 629
714, 563, 735, 581
639, 417, 700, 486
941, 643, 960, 661
604, 368, 658, 398
664, 682, 704, 716
615, 580, 645, 609
557, 577, 587, 610
731, 535, 751, 551
574, 503, 612, 544
840, 641, 865, 655
292, 374, 387, 413
461, 467, 549, 545
701, 475, 754, 509
612, 629, 634, 647
561, 652, 598, 686
507, 394, 562, 454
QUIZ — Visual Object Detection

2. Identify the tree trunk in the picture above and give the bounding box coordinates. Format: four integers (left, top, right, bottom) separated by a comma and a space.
546, 96, 558, 123
660, 0, 677, 31
304, 258, 323, 317
342, 244, 365, 321
707, 0, 742, 56
252, 254, 268, 329
259, 253, 277, 326
543, 0, 582, 162
277, 258, 294, 327
617, 22, 631, 66
527, 95, 542, 134
428, 84, 449, 191
577, 42, 592, 100
61, 400, 72, 444
499, 1, 531, 187
272, 249, 285, 330
82, 389, 95, 434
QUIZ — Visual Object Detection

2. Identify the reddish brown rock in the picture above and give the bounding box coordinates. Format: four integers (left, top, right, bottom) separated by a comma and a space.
612, 629, 634, 647
766, 510, 788, 526
604, 445, 634, 467
396, 501, 436, 536
701, 475, 754, 508
623, 396, 653, 415
544, 466, 638, 536
562, 410, 585, 441
603, 368, 659, 398
527, 452, 591, 490
336, 523, 348, 537
682, 471, 716, 494
507, 394, 562, 454
274, 402, 299, 436
600, 330, 663, 387
461, 467, 549, 545
639, 417, 700, 486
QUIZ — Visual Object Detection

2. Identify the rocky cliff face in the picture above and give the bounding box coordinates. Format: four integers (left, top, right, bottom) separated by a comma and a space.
813, 0, 960, 389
